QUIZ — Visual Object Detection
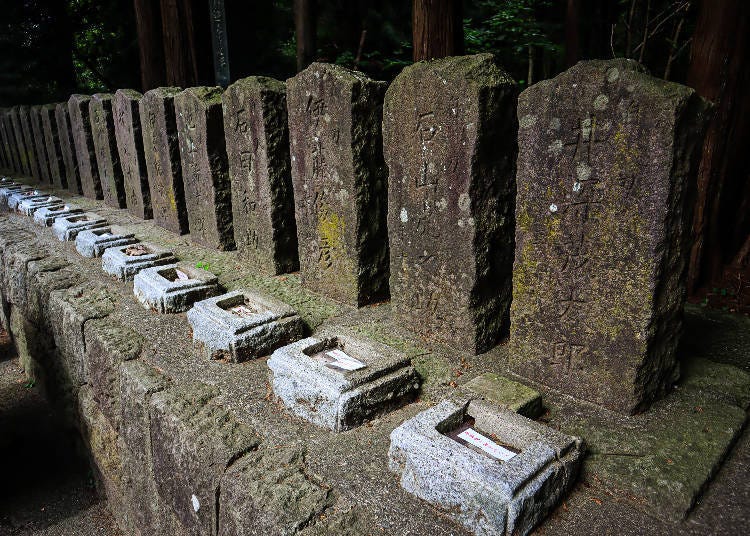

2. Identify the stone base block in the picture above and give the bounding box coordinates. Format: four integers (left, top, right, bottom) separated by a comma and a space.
34, 205, 83, 227
462, 373, 543, 419
388, 399, 584, 536
101, 243, 175, 281
134, 262, 219, 313
187, 290, 304, 362
8, 190, 46, 211
0, 185, 30, 210
268, 334, 420, 431
18, 196, 64, 216
75, 226, 137, 258
52, 212, 109, 241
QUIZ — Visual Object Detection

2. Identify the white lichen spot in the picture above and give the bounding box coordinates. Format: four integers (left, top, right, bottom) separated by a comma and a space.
549, 118, 561, 131
458, 192, 471, 212
581, 118, 592, 139
436, 197, 448, 211
606, 67, 620, 83
467, 217, 475, 227
400, 207, 408, 223
336, 189, 349, 203
291, 155, 296, 162
519, 114, 537, 129
573, 181, 582, 193
457, 218, 465, 228
547, 139, 563, 156
593, 94, 609, 111
576, 162, 591, 182
191, 494, 200, 512
549, 203, 558, 213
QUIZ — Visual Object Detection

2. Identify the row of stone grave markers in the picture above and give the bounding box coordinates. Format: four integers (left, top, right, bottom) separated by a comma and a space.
1, 173, 586, 536
0, 56, 710, 419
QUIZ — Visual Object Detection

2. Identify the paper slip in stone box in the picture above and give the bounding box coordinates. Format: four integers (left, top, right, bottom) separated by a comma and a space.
101, 243, 176, 281
34, 204, 82, 227
389, 399, 583, 536
52, 212, 108, 241
75, 226, 137, 258
268, 334, 420, 431
7, 190, 46, 211
18, 195, 64, 216
187, 290, 304, 362
134, 262, 219, 313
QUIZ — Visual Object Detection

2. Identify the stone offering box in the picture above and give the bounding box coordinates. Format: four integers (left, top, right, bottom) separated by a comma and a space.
101, 242, 176, 281
134, 262, 219, 314
75, 226, 137, 258
389, 399, 583, 536
268, 334, 420, 431
34, 204, 83, 227
187, 290, 304, 362
18, 195, 64, 216
52, 212, 108, 241
7, 190, 46, 211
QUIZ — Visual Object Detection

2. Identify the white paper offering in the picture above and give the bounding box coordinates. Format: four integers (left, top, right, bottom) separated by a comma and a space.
324, 349, 366, 371
175, 269, 190, 281
46, 197, 54, 202
457, 428, 517, 462
230, 304, 256, 318
100, 233, 112, 238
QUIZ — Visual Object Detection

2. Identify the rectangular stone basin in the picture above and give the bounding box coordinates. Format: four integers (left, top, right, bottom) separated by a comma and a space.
52, 212, 109, 241
75, 226, 138, 257
134, 262, 219, 313
34, 204, 83, 227
101, 242, 176, 281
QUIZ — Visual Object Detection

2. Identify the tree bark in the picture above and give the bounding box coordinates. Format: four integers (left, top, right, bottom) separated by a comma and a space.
412, 0, 464, 62
294, 0, 317, 72
565, 0, 580, 66
160, 0, 200, 86
133, 0, 166, 91
687, 0, 750, 292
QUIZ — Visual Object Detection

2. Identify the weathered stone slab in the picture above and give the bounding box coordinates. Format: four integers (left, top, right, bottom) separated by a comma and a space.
18, 106, 42, 180
223, 76, 298, 273
6, 111, 24, 174
52, 212, 109, 241
75, 226, 137, 258
9, 107, 31, 176
114, 89, 152, 219
384, 54, 517, 354
0, 111, 11, 170
389, 399, 583, 536
149, 382, 259, 535
461, 373, 542, 419
90, 93, 126, 208
29, 105, 52, 183
34, 204, 82, 227
187, 289, 304, 362
134, 262, 218, 313
41, 104, 68, 189
140, 87, 188, 234
175, 86, 234, 249
509, 59, 711, 414
101, 242, 176, 281
68, 94, 103, 199
268, 334, 420, 431
55, 102, 82, 193
289, 64, 391, 306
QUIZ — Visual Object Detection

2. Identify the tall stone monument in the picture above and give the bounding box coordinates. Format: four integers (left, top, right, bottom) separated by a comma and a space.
9, 107, 31, 176
18, 106, 42, 180
29, 106, 52, 183
223, 76, 299, 274
287, 63, 389, 306
41, 104, 68, 189
3, 111, 21, 173
114, 89, 152, 219
174, 87, 234, 250
90, 94, 127, 208
68, 94, 103, 199
141, 88, 189, 234
384, 54, 518, 354
509, 59, 710, 414
55, 103, 82, 194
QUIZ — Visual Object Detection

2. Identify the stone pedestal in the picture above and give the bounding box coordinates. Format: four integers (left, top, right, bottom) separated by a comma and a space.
90, 93, 126, 208
8, 190, 45, 211
52, 212, 109, 241
75, 227, 138, 258
174, 87, 234, 250
55, 102, 82, 194
223, 76, 298, 274
287, 63, 389, 306
34, 205, 82, 227
101, 243, 176, 281
18, 195, 63, 216
134, 263, 218, 313
41, 104, 68, 189
114, 89, 152, 219
384, 54, 518, 354
509, 59, 711, 414
268, 334, 420, 431
0, 185, 30, 210
389, 399, 583, 536
68, 94, 102, 199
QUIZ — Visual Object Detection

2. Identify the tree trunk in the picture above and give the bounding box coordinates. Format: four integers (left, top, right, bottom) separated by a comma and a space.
133, 0, 166, 91
565, 0, 580, 66
160, 0, 200, 86
687, 0, 750, 293
412, 0, 464, 62
294, 0, 317, 72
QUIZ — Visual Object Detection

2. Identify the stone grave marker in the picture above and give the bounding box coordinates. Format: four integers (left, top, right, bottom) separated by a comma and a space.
90, 93, 127, 208
187, 290, 304, 362
222, 76, 298, 274
389, 399, 583, 536
268, 333, 420, 431
508, 59, 711, 414
114, 89, 152, 219
134, 262, 218, 313
68, 94, 103, 199
18, 106, 41, 180
4, 111, 22, 173
174, 86, 234, 250
52, 212, 109, 241
41, 104, 68, 189
29, 106, 52, 183
75, 226, 137, 257
140, 87, 188, 234
101, 242, 176, 281
9, 107, 31, 176
0, 112, 13, 171
286, 62, 389, 306
384, 54, 518, 355
55, 102, 82, 194
34, 204, 83, 227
